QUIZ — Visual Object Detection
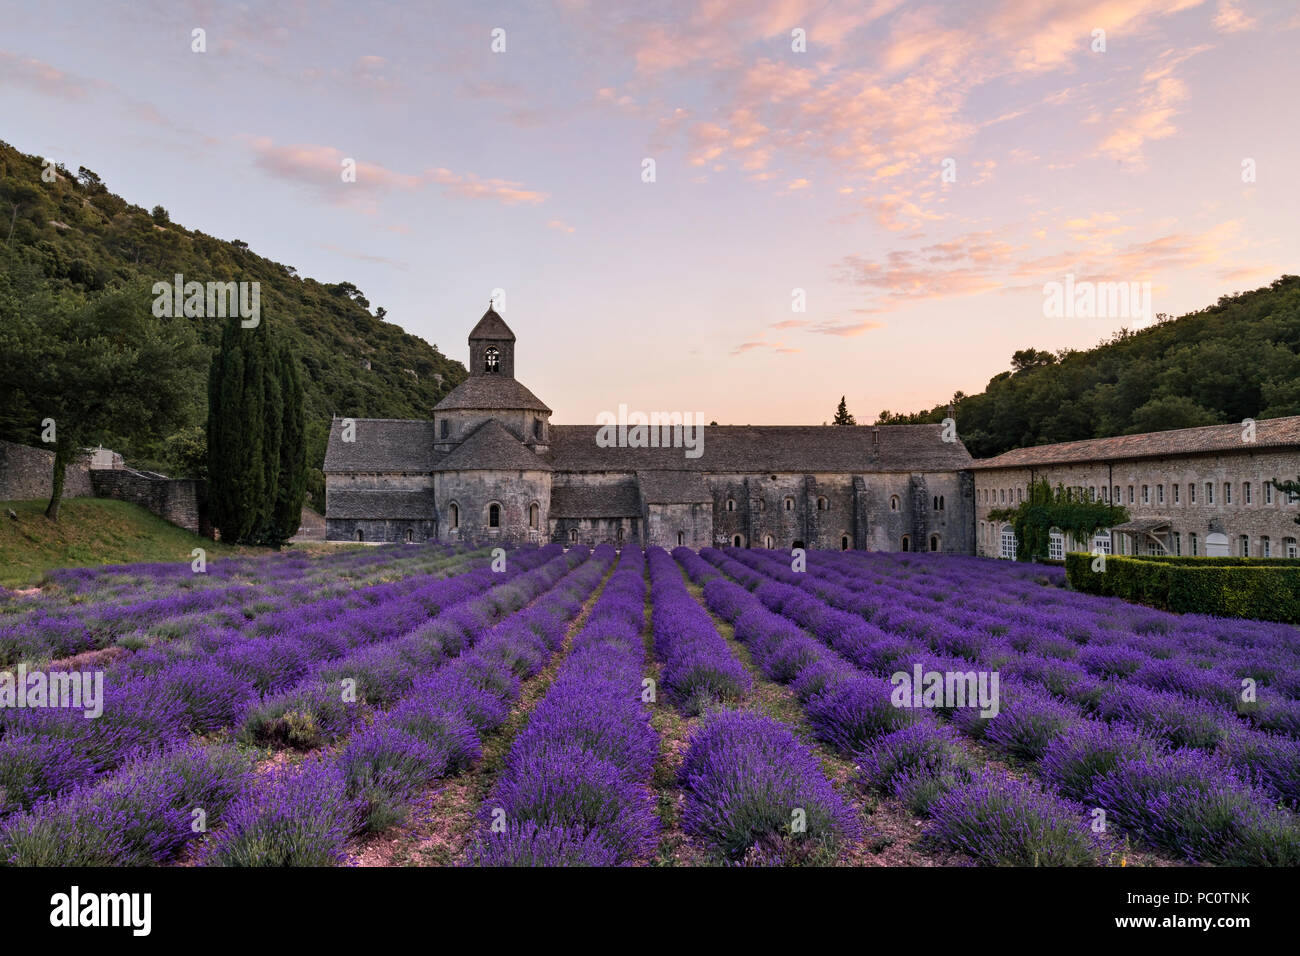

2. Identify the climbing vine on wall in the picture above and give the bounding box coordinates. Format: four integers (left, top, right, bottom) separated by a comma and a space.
988, 478, 1129, 561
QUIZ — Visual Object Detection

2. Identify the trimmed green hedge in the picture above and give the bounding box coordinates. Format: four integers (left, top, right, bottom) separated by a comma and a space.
1065, 552, 1300, 624
1115, 554, 1300, 567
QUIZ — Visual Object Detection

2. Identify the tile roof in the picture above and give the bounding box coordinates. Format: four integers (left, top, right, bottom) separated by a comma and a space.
544, 424, 972, 472
433, 419, 552, 472
549, 480, 642, 517
468, 307, 515, 341
322, 419, 442, 473
970, 415, 1300, 469
637, 470, 712, 503
433, 375, 551, 412
327, 488, 436, 520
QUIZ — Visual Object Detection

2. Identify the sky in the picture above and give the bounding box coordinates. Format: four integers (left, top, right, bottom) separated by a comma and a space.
2, 0, 1297, 426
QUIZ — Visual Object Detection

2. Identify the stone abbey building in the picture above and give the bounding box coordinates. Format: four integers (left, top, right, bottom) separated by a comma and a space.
323, 307, 975, 550
324, 307, 1300, 553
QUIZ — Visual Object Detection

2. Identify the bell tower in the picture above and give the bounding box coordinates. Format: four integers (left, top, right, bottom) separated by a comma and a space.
468, 303, 516, 378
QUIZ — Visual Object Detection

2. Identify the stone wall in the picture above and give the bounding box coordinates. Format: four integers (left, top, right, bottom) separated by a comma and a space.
973, 449, 1300, 558
89, 469, 208, 535
0, 439, 93, 501
437, 470, 551, 546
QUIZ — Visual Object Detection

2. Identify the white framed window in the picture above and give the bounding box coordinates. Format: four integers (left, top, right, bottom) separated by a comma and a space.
1128, 486, 1135, 504
1190, 532, 1198, 556
1157, 484, 1164, 504
1244, 482, 1252, 505
1206, 482, 1214, 505
1189, 483, 1196, 504
1265, 483, 1274, 505
1173, 484, 1180, 505
1142, 485, 1149, 504
1239, 534, 1249, 557
1048, 531, 1065, 560
1225, 483, 1232, 505
1261, 536, 1271, 558
1286, 537, 1298, 559
1093, 531, 1112, 555
1171, 532, 1181, 555
1000, 526, 1017, 560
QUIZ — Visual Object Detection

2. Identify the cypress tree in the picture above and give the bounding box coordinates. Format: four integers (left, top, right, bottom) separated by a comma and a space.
207, 315, 271, 544
272, 342, 307, 544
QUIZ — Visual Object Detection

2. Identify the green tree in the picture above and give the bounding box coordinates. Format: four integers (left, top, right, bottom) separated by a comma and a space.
1270, 478, 1300, 526
206, 314, 305, 545
832, 396, 857, 426
0, 282, 203, 520
989, 478, 1128, 561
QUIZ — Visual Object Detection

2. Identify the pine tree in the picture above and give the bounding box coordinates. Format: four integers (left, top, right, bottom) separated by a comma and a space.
832, 396, 857, 426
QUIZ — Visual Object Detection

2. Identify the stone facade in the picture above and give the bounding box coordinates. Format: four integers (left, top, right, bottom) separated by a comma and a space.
323, 307, 1300, 554
972, 426, 1300, 559
324, 307, 980, 549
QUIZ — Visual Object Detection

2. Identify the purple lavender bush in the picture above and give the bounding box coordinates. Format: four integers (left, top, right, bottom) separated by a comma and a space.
680, 710, 860, 865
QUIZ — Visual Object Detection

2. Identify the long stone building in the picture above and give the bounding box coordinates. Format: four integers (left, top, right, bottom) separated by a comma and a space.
971, 418, 1300, 559
323, 307, 1300, 553
323, 307, 975, 550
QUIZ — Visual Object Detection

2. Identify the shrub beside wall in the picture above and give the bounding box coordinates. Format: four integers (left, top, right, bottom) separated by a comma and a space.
1065, 552, 1300, 624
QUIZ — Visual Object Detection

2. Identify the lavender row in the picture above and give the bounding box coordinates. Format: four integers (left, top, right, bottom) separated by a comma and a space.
703, 547, 1300, 865
647, 547, 749, 714
729, 547, 1300, 805
201, 545, 616, 866
0, 545, 494, 665
0, 546, 570, 812
0, 547, 613, 866
468, 547, 659, 865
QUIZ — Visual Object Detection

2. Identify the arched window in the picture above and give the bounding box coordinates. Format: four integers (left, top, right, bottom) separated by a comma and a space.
529, 503, 539, 529
933, 495, 938, 510
484, 346, 500, 373
929, 534, 940, 552
1048, 531, 1064, 560
355, 528, 364, 542
792, 539, 805, 550
726, 498, 735, 512
677, 531, 685, 546
617, 525, 625, 542
404, 528, 414, 544
999, 525, 1017, 560
733, 534, 743, 548
449, 503, 459, 530
783, 496, 794, 511
764, 535, 773, 549
488, 503, 501, 528
817, 496, 827, 511
569, 528, 578, 543
939, 495, 945, 511
901, 535, 910, 552
759, 498, 766, 512
890, 495, 900, 511
841, 535, 850, 551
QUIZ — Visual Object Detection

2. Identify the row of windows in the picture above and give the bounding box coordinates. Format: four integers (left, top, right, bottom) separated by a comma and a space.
445, 501, 542, 530
723, 494, 940, 513
981, 481, 1297, 508
979, 521, 1300, 559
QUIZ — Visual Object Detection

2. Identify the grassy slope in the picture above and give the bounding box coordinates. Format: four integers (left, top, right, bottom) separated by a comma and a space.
0, 498, 255, 588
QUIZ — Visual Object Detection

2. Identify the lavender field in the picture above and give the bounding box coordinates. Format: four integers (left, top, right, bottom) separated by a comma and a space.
1, 543, 1297, 867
